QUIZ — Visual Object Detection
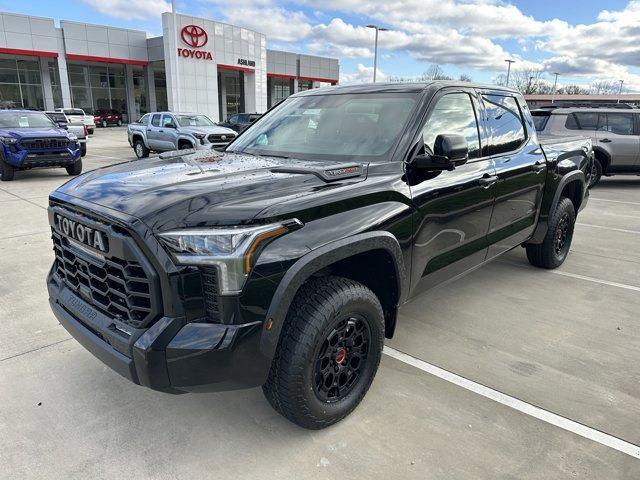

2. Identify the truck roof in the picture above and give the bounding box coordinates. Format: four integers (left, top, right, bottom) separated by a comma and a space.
293, 81, 520, 96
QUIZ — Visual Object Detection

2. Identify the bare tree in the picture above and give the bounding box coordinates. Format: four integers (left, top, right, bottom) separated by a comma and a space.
458, 73, 473, 82
589, 80, 622, 94
388, 65, 472, 84
558, 84, 589, 95
495, 68, 547, 94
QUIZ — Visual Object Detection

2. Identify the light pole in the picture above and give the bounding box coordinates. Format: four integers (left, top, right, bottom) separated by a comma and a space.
172, 0, 180, 111
618, 79, 624, 104
527, 75, 534, 94
551, 72, 560, 103
504, 59, 515, 87
366, 25, 388, 82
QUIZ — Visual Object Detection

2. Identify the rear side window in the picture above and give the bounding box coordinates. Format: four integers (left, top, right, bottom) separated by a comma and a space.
422, 93, 481, 159
531, 113, 550, 132
565, 112, 601, 131
604, 113, 635, 135
482, 95, 526, 155
151, 114, 161, 127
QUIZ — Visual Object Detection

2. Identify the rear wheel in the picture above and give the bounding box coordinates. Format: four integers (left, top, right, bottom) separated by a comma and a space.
262, 276, 384, 429
81, 143, 87, 157
526, 197, 575, 269
66, 159, 82, 176
117, 119, 122, 127
102, 120, 107, 128
589, 157, 603, 188
0, 160, 15, 181
134, 139, 149, 159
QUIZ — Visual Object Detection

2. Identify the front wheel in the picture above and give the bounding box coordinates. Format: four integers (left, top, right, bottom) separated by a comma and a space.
102, 120, 107, 128
526, 197, 576, 269
66, 159, 82, 176
0, 160, 15, 181
117, 119, 122, 127
262, 276, 384, 429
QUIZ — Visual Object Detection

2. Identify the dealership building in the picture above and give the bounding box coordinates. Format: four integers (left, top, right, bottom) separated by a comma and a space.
0, 11, 339, 121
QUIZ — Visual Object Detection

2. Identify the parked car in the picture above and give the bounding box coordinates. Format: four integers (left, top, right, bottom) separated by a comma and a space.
0, 110, 82, 181
94, 109, 124, 128
532, 107, 640, 187
218, 113, 262, 132
55, 108, 95, 135
47, 82, 592, 429
45, 111, 88, 157
127, 112, 237, 158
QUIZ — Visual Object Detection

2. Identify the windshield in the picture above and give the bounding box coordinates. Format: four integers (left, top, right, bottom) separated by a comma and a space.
0, 112, 55, 128
228, 93, 418, 161
176, 115, 215, 127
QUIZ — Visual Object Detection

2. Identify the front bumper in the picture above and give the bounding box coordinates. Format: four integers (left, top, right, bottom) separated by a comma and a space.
4, 146, 81, 168
47, 271, 270, 393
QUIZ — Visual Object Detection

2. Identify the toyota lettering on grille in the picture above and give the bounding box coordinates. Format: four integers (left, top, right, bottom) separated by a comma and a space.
54, 214, 108, 253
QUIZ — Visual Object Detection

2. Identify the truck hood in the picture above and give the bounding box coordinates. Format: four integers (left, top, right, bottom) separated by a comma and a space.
0, 127, 70, 138
53, 150, 368, 231
178, 125, 236, 136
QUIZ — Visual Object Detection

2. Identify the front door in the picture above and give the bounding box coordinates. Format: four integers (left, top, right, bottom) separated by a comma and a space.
161, 114, 179, 150
481, 93, 547, 259
408, 90, 496, 297
146, 113, 164, 150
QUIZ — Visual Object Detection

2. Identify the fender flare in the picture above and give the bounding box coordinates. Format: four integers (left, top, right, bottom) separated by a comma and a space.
258, 231, 407, 359
592, 146, 611, 172
177, 135, 196, 148
528, 169, 586, 244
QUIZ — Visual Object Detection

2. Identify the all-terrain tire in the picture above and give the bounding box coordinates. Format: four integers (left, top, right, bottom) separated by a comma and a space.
262, 276, 385, 429
134, 139, 149, 159
0, 160, 14, 181
589, 157, 602, 188
66, 159, 82, 176
526, 197, 576, 269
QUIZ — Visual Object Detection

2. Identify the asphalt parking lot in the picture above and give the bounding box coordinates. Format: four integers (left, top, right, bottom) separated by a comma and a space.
1, 127, 639, 479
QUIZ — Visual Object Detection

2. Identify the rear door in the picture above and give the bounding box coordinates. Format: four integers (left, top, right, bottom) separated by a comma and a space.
597, 112, 639, 170
146, 113, 163, 150
481, 92, 547, 260
408, 88, 496, 296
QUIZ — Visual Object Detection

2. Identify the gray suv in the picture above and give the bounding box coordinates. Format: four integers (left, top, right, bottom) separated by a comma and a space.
532, 107, 640, 187
128, 112, 237, 159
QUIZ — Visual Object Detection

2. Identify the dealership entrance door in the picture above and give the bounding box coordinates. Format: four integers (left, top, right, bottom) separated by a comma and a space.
217, 68, 245, 122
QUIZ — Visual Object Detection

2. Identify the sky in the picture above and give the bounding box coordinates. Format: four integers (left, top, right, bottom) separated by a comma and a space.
3, 0, 640, 91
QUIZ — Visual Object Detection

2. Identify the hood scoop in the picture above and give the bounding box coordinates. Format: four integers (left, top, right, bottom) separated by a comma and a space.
271, 163, 366, 182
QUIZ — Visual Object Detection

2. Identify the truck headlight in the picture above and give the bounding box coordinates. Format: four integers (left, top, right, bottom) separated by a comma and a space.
193, 133, 206, 139
1, 136, 16, 145
68, 135, 78, 141
158, 219, 302, 294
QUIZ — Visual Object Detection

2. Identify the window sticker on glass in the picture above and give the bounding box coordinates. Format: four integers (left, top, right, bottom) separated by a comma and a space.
303, 109, 321, 115
18, 117, 29, 128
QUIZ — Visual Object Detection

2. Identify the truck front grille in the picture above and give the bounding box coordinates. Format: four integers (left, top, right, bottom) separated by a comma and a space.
20, 138, 70, 150
207, 133, 235, 144
200, 267, 221, 321
51, 216, 159, 329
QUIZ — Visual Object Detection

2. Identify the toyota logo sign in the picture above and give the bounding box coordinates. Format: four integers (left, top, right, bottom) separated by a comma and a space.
181, 25, 208, 48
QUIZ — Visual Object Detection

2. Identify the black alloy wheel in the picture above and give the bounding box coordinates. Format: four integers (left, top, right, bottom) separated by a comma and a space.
313, 315, 371, 403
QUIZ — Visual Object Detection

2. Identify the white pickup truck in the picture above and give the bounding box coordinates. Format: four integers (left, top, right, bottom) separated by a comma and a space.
127, 112, 237, 159
45, 111, 88, 157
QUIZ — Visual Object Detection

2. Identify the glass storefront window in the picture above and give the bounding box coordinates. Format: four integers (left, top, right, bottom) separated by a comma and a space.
0, 57, 45, 110
48, 62, 63, 108
268, 77, 291, 108
132, 68, 147, 118
298, 80, 313, 92
68, 63, 129, 118
154, 69, 168, 112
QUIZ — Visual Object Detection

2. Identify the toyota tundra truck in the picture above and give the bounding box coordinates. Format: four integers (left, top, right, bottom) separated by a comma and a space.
47, 82, 592, 429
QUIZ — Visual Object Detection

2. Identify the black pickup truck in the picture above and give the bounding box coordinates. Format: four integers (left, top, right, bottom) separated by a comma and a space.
47, 82, 592, 429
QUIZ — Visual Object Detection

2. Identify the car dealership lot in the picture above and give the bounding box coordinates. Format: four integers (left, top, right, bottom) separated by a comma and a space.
1, 128, 639, 479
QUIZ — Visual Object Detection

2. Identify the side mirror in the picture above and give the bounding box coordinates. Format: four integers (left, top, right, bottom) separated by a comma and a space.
412, 134, 469, 171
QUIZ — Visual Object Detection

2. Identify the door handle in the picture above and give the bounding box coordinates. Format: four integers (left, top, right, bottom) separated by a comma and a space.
532, 161, 546, 173
600, 138, 612, 143
479, 174, 498, 188
158, 129, 164, 132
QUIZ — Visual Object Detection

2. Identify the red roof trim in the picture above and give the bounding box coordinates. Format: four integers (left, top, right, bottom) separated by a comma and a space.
66, 53, 148, 66
217, 63, 254, 73
0, 47, 58, 58
298, 75, 338, 85
267, 72, 296, 80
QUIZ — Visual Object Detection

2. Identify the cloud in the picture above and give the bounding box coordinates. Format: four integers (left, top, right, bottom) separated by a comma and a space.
80, 0, 171, 21
216, 5, 313, 42
340, 63, 386, 84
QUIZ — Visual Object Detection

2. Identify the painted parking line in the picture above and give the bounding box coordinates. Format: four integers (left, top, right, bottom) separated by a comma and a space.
383, 346, 640, 459
501, 259, 640, 292
577, 222, 640, 235
589, 197, 640, 207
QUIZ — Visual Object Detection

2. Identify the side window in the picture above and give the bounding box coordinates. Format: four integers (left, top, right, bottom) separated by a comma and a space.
151, 114, 161, 127
228, 115, 238, 123
604, 113, 634, 135
138, 114, 149, 124
162, 115, 175, 127
565, 112, 601, 131
482, 94, 526, 156
422, 93, 481, 159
